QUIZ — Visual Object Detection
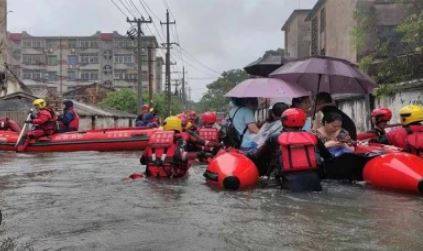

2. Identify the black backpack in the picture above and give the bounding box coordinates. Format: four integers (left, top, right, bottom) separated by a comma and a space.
221, 108, 247, 148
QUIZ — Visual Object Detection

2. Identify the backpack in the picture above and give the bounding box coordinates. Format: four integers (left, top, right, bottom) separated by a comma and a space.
221, 108, 247, 148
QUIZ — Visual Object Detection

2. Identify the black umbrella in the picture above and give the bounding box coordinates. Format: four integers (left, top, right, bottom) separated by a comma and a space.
244, 54, 294, 77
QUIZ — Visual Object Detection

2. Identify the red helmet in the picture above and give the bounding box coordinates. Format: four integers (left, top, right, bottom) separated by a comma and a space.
371, 108, 392, 123
281, 108, 307, 128
201, 112, 217, 125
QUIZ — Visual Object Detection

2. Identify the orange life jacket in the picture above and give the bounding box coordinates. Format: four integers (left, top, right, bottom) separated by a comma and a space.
143, 131, 189, 178
278, 132, 318, 173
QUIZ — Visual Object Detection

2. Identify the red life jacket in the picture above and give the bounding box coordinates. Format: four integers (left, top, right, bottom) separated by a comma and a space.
404, 126, 423, 157
33, 108, 57, 133
198, 127, 220, 152
144, 131, 189, 178
68, 108, 80, 131
387, 125, 423, 149
278, 132, 318, 173
198, 128, 219, 142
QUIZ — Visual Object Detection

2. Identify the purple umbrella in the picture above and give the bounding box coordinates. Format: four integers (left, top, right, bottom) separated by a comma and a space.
269, 56, 377, 95
224, 78, 311, 98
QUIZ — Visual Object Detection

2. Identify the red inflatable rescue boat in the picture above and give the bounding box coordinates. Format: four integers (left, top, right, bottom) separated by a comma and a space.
203, 149, 259, 190
0, 128, 158, 152
363, 152, 423, 194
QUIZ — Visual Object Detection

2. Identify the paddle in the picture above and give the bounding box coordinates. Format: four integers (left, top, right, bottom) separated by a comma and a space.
15, 110, 33, 148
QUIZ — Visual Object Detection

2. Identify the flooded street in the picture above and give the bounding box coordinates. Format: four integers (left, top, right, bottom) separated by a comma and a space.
0, 152, 423, 250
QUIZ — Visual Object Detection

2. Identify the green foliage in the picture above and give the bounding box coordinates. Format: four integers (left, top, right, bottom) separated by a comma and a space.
100, 89, 184, 116
374, 84, 397, 97
354, 2, 423, 86
198, 69, 249, 112
100, 88, 138, 114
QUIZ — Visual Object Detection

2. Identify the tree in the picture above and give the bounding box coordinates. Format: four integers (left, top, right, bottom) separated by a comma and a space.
100, 88, 138, 114
100, 89, 184, 116
198, 69, 249, 112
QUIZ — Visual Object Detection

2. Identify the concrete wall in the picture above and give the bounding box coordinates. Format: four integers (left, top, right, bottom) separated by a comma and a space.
79, 115, 135, 131
337, 79, 423, 133
284, 11, 310, 58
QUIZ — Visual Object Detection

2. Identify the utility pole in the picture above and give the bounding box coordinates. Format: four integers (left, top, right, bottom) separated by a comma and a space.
147, 46, 154, 105
182, 66, 186, 109
59, 38, 63, 97
161, 9, 176, 116
127, 16, 152, 113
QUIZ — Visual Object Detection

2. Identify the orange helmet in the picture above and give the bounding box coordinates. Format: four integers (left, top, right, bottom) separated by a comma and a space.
201, 112, 217, 125
371, 108, 392, 123
281, 108, 307, 128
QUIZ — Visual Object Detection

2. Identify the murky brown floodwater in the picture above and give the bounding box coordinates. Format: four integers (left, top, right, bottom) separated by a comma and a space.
1, 151, 423, 250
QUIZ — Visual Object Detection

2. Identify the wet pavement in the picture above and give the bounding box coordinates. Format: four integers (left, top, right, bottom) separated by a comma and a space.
1, 151, 423, 250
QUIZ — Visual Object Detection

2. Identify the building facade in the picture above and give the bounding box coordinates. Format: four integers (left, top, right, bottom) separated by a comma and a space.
304, 0, 408, 63
6, 31, 163, 95
281, 9, 311, 59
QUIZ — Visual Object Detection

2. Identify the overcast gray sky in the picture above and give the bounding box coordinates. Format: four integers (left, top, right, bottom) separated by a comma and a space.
8, 0, 317, 101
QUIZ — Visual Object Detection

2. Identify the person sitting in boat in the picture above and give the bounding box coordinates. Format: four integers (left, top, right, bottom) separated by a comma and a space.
357, 108, 392, 143
252, 102, 289, 149
291, 96, 312, 131
225, 97, 260, 153
135, 104, 153, 127
312, 112, 354, 157
0, 117, 21, 132
386, 104, 423, 156
17, 99, 57, 151
313, 92, 357, 140
57, 100, 79, 133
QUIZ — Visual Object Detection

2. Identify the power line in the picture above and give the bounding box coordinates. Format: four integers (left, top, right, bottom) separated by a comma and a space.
117, 0, 135, 17
178, 46, 221, 75
109, 0, 129, 17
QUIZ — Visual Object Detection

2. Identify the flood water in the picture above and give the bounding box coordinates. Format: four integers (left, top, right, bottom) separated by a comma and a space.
1, 151, 423, 250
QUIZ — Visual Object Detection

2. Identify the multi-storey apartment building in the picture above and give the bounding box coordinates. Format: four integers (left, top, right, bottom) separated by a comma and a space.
6, 31, 163, 95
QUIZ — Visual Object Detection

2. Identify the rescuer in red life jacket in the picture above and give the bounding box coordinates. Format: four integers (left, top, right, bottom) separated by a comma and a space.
386, 104, 423, 156
250, 108, 332, 192
57, 100, 79, 133
17, 99, 57, 151
195, 112, 222, 161
140, 116, 190, 178
357, 108, 392, 144
0, 117, 21, 132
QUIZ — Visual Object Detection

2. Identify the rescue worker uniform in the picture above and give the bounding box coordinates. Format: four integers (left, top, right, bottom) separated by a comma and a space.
386, 105, 423, 156
357, 108, 392, 144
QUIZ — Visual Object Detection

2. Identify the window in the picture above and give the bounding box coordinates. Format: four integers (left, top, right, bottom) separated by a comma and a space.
311, 17, 318, 56
68, 55, 78, 65
80, 40, 98, 49
104, 50, 113, 60
114, 54, 133, 64
81, 70, 98, 81
80, 53, 99, 64
114, 70, 126, 80
68, 69, 78, 80
22, 40, 31, 48
31, 40, 45, 49
126, 73, 138, 82
114, 40, 135, 49
68, 40, 77, 49
22, 54, 46, 65
320, 8, 326, 33
22, 69, 45, 81
46, 71, 58, 81
47, 55, 58, 66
